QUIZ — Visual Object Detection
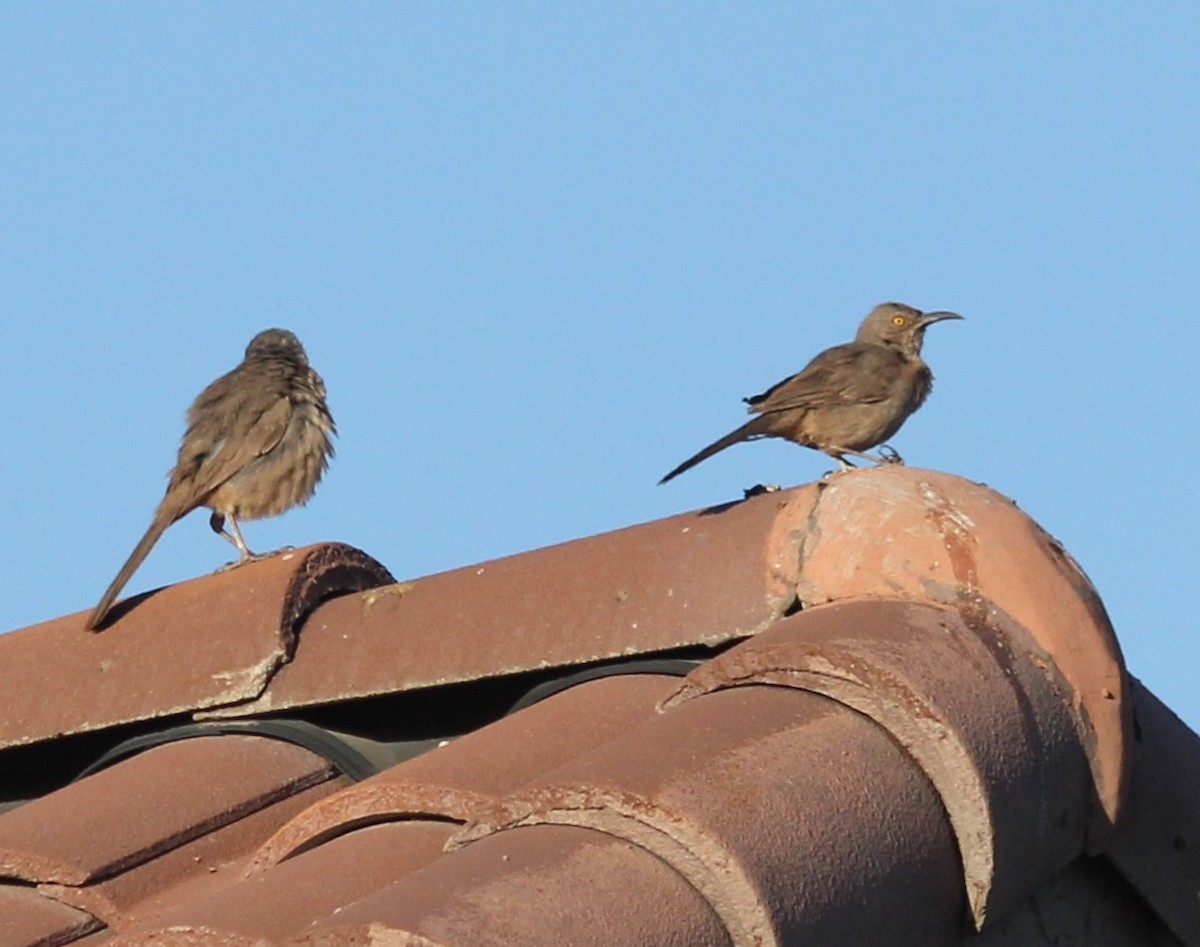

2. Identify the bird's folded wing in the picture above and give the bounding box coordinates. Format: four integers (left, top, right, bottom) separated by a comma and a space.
746, 344, 898, 415
184, 395, 293, 497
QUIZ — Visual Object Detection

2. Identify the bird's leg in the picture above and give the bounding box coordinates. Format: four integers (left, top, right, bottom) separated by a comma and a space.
210, 511, 271, 571
225, 515, 264, 561
821, 449, 860, 471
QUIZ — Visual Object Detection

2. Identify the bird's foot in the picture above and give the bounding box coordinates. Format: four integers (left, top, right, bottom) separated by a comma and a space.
877, 445, 905, 466
743, 483, 782, 498
215, 545, 296, 573
217, 556, 261, 573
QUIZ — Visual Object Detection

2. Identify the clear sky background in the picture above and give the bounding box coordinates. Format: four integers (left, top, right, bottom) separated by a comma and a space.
2, 5, 1197, 728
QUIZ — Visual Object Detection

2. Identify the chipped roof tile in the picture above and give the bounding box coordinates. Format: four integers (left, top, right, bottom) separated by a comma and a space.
0, 467, 1193, 946
0, 885, 103, 946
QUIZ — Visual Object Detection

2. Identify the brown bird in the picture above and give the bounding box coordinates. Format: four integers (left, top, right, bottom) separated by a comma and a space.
659, 302, 961, 484
86, 328, 335, 630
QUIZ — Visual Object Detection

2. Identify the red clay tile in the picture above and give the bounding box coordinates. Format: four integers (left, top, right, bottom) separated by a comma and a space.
2, 463, 1186, 945
44, 780, 342, 930
783, 466, 1131, 844
252, 673, 678, 868
455, 684, 963, 945
200, 489, 817, 719
0, 884, 103, 946
663, 598, 1094, 929
0, 736, 337, 885
285, 824, 732, 947
109, 821, 454, 946
0, 544, 394, 750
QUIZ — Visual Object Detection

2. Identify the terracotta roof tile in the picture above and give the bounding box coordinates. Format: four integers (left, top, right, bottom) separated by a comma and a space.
199, 486, 817, 719
0, 885, 102, 946
253, 672, 680, 868
111, 821, 455, 945
0, 543, 393, 750
787, 468, 1130, 841
43, 780, 337, 929
452, 666, 963, 944
0, 735, 336, 886
0, 466, 1193, 946
0, 733, 350, 940
286, 824, 732, 947
986, 856, 1180, 946
661, 598, 1093, 927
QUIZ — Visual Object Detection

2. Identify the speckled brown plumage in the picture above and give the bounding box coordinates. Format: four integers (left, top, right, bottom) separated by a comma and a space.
86, 328, 335, 630
659, 302, 961, 484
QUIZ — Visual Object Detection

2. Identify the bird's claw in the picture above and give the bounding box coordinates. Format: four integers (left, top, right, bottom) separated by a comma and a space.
877, 445, 905, 465
215, 545, 295, 573
216, 557, 259, 573
743, 483, 782, 498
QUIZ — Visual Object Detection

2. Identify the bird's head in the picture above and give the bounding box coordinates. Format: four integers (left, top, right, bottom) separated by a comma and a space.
245, 328, 309, 365
856, 302, 962, 357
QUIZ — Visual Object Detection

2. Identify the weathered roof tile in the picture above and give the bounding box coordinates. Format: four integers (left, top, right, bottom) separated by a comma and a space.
0, 544, 393, 750
201, 488, 817, 719
0, 884, 103, 946
0, 735, 338, 886
253, 672, 679, 868
111, 821, 455, 945
0, 467, 1192, 946
287, 824, 732, 947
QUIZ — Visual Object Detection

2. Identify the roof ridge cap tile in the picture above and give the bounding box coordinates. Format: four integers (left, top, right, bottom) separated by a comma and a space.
779, 467, 1130, 844
450, 684, 962, 946
662, 597, 1094, 930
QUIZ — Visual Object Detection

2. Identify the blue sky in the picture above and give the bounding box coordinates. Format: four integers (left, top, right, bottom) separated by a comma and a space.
2, 5, 1197, 728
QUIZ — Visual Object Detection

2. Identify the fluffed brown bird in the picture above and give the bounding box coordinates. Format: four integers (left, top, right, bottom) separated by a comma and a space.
659, 302, 961, 484
86, 328, 335, 630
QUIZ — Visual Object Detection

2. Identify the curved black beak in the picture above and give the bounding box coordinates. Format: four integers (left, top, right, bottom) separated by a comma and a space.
917, 310, 963, 328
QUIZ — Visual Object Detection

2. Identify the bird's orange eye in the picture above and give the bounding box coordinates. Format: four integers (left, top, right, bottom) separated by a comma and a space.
892, 316, 906, 326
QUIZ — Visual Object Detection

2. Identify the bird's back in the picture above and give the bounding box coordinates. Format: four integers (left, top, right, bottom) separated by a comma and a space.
746, 341, 910, 415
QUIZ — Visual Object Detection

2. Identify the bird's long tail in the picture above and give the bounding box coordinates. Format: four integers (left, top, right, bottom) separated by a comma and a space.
85, 512, 174, 631
658, 419, 761, 485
